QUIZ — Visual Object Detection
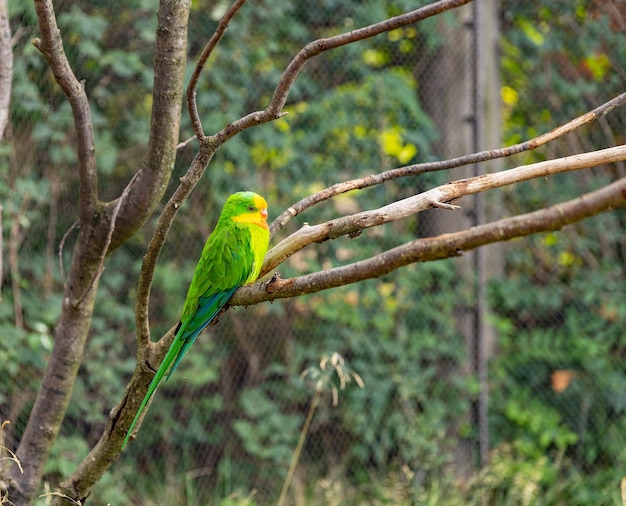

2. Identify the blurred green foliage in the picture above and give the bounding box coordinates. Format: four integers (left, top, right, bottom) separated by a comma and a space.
1, 0, 625, 504
485, 0, 626, 503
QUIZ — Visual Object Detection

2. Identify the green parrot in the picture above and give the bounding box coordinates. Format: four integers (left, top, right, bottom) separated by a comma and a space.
122, 191, 270, 448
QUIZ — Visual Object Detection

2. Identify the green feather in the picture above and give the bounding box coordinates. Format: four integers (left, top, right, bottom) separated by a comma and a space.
122, 191, 270, 449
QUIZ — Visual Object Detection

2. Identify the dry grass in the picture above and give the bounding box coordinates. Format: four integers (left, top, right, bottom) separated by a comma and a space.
1, 420, 22, 506
276, 353, 364, 506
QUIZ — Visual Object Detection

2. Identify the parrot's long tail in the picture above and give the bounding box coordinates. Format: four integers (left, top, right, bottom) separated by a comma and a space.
121, 288, 236, 449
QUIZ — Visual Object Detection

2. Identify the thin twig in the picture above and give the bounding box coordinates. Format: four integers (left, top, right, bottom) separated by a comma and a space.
209, 0, 474, 148
74, 171, 141, 308
176, 135, 196, 150
278, 353, 363, 505
276, 391, 320, 506
186, 0, 248, 140
58, 220, 79, 291
0, 421, 23, 475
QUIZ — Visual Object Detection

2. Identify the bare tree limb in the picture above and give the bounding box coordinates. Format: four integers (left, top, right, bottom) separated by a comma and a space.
31, 0, 98, 220
135, 0, 476, 352
7, 0, 191, 504
233, 174, 626, 306
187, 0, 248, 139
270, 92, 626, 235
260, 145, 626, 277
209, 0, 474, 147
101, 0, 191, 253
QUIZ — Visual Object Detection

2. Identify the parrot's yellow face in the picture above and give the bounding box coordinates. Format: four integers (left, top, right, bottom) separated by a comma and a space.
231, 193, 269, 229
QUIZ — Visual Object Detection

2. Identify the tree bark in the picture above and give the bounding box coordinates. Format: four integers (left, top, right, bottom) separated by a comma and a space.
0, 0, 11, 141
2, 0, 624, 502
5, 0, 190, 503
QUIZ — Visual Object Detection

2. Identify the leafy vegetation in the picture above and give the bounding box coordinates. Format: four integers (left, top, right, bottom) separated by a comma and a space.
485, 0, 626, 503
1, 0, 624, 504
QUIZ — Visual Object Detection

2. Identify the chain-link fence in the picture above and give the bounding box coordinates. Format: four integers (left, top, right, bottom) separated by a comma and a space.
2, 0, 625, 504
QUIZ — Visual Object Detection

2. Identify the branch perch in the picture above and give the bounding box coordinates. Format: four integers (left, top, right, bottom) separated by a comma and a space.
260, 145, 626, 277
233, 174, 626, 306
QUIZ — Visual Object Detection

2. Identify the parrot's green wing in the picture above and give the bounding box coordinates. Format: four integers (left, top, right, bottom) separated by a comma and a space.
170, 225, 257, 375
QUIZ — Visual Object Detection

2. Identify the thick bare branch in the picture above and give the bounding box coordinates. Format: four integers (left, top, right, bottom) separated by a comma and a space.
31, 0, 98, 219
270, 92, 626, 234
103, 0, 190, 253
261, 145, 626, 277
138, 0, 476, 327
233, 175, 626, 306
137, 0, 476, 342
6, 1, 190, 504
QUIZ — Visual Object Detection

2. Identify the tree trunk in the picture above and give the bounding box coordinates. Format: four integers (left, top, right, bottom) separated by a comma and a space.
4, 0, 190, 502
0, 0, 12, 140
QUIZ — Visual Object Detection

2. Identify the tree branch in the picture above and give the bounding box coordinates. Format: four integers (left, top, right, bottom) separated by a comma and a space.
50, 1, 191, 502
0, 0, 12, 141
31, 0, 98, 220
137, 0, 477, 329
269, 92, 626, 235
6, 0, 190, 504
134, 148, 215, 351
209, 0, 474, 147
232, 175, 626, 306
186, 0, 248, 139
260, 145, 626, 277
135, 0, 476, 349
102, 0, 191, 253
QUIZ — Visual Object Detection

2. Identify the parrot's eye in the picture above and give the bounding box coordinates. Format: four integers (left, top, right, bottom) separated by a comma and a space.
248, 206, 255, 212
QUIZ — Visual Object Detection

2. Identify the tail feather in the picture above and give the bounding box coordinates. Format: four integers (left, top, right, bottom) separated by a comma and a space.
122, 288, 236, 449
122, 331, 185, 449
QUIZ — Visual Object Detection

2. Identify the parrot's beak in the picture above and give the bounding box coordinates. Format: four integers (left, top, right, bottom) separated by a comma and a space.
260, 208, 268, 220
